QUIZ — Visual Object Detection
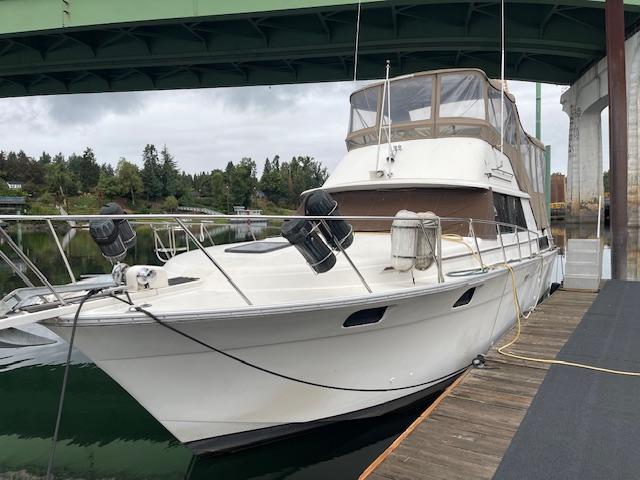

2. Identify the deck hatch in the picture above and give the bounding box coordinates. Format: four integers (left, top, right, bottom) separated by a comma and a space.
225, 241, 291, 254
343, 307, 387, 327
453, 287, 476, 307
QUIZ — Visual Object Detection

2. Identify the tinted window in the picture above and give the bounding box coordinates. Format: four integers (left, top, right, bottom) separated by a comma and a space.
494, 192, 527, 231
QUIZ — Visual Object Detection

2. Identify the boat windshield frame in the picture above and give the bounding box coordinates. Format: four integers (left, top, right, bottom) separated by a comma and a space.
346, 68, 548, 230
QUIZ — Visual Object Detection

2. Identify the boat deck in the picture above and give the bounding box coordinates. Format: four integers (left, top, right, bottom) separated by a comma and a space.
360, 281, 640, 480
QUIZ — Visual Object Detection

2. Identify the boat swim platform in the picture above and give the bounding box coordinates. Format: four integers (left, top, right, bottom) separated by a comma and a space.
360, 280, 640, 480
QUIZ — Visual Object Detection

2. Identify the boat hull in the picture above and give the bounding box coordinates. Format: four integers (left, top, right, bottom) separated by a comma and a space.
48, 250, 556, 454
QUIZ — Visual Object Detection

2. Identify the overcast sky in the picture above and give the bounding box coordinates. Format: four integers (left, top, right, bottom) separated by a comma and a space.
0, 79, 607, 176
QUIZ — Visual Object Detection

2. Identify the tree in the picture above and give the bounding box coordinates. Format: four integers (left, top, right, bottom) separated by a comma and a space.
259, 155, 288, 205
204, 170, 226, 211
45, 160, 78, 197
603, 169, 609, 193
160, 145, 179, 197
228, 157, 257, 209
164, 195, 179, 212
96, 170, 121, 199
68, 148, 100, 192
116, 158, 143, 205
38, 152, 52, 165
140, 144, 163, 200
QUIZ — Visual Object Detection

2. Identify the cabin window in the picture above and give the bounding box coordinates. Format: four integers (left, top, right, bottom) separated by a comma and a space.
494, 193, 527, 231
382, 76, 432, 124
538, 236, 550, 250
439, 73, 485, 119
350, 87, 380, 133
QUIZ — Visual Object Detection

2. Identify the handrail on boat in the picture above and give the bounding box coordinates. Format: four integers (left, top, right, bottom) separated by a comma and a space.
0, 213, 554, 308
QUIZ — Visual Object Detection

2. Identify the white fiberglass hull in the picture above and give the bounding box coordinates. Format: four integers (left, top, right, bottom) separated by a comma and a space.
48, 250, 556, 454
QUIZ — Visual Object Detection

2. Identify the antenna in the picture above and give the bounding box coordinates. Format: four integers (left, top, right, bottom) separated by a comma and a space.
353, 0, 362, 82
385, 60, 393, 177
374, 60, 391, 177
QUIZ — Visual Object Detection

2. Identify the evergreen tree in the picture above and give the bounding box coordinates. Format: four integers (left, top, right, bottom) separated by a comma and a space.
68, 148, 100, 192
38, 152, 52, 165
160, 145, 179, 197
140, 144, 163, 200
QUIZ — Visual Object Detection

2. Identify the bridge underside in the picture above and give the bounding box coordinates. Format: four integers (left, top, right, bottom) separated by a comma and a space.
0, 0, 639, 97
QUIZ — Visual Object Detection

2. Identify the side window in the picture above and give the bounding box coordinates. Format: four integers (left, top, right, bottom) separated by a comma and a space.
349, 87, 380, 133
494, 192, 527, 231
507, 195, 527, 229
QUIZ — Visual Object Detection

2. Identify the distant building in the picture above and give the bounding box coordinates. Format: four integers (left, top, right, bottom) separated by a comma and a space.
551, 173, 566, 204
6, 181, 22, 190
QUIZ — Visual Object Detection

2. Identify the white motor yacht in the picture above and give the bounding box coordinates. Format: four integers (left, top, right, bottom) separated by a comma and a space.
0, 68, 557, 455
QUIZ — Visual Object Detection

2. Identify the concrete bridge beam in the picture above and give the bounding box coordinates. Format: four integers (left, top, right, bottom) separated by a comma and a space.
561, 31, 640, 224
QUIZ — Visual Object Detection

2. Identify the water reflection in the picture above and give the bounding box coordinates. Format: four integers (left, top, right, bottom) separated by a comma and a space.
0, 224, 430, 480
0, 224, 273, 296
550, 221, 614, 280
0, 361, 433, 480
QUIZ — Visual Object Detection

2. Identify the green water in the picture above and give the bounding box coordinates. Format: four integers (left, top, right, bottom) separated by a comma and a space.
0, 226, 432, 480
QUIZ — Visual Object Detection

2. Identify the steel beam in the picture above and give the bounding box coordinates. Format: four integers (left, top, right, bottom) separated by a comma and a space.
606, 0, 629, 279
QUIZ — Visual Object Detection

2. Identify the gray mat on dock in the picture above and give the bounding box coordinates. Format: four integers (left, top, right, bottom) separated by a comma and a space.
494, 280, 640, 480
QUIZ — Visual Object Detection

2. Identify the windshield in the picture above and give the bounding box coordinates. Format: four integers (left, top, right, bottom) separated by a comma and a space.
349, 87, 380, 133
439, 73, 485, 119
382, 76, 433, 124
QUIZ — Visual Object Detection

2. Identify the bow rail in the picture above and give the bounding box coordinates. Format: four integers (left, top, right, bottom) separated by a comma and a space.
0, 213, 554, 310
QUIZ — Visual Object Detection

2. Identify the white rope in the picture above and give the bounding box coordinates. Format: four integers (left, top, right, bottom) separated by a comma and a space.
353, 0, 362, 82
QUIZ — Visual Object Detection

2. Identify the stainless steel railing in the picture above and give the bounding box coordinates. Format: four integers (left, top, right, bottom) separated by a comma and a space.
0, 213, 554, 308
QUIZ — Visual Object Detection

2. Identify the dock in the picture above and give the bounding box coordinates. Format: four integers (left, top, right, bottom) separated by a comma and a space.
361, 281, 640, 480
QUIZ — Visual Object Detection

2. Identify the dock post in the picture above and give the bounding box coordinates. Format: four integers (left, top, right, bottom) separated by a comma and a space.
546, 146, 551, 223
605, 0, 628, 279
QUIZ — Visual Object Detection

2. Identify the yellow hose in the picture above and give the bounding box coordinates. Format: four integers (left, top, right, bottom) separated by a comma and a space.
442, 234, 483, 266
498, 263, 640, 377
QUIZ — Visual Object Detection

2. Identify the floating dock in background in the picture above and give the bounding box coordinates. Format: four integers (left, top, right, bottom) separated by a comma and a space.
359, 283, 640, 480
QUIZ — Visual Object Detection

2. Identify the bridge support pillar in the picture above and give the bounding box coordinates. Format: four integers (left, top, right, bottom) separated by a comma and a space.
561, 31, 640, 225
562, 70, 608, 223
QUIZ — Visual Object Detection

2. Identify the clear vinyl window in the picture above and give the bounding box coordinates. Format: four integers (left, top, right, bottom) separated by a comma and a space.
382, 76, 433, 124
349, 87, 380, 133
439, 73, 485, 119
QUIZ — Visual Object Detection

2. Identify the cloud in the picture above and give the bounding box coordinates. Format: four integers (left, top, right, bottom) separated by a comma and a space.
44, 91, 150, 125
0, 78, 572, 177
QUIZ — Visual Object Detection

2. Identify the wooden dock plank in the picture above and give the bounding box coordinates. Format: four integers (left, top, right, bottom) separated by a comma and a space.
359, 288, 597, 480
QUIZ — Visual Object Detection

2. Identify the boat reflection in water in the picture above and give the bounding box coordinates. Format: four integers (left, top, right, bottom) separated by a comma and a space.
0, 354, 434, 480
